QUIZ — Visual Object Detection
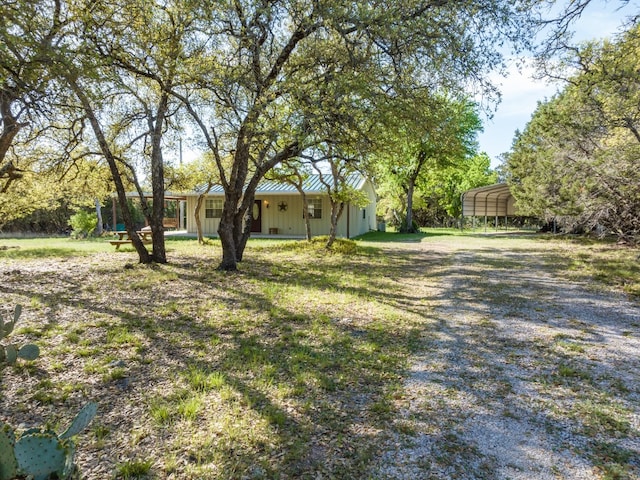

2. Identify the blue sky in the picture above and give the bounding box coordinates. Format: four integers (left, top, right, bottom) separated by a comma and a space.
478, 0, 639, 168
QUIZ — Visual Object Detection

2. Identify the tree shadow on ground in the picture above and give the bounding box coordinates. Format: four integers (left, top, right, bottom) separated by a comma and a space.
370, 242, 640, 479
0, 247, 429, 478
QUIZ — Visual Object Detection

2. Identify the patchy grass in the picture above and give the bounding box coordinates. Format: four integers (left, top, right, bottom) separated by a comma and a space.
568, 245, 640, 297
0, 235, 421, 479
0, 232, 638, 479
115, 458, 154, 479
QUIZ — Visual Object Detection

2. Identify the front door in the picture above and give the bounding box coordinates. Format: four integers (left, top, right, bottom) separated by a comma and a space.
251, 200, 262, 233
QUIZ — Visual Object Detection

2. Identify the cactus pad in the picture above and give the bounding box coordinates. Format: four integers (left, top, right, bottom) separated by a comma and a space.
17, 344, 40, 361
0, 423, 18, 480
1, 305, 20, 338
14, 432, 68, 480
13, 305, 22, 323
4, 345, 17, 364
60, 402, 98, 440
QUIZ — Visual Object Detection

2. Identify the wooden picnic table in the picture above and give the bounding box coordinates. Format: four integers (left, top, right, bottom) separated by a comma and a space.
110, 230, 153, 250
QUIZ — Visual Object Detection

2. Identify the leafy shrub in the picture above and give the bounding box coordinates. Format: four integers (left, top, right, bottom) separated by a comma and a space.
310, 236, 358, 255
69, 210, 98, 238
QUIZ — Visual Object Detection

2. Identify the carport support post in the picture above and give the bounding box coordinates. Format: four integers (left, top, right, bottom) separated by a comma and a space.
495, 215, 498, 232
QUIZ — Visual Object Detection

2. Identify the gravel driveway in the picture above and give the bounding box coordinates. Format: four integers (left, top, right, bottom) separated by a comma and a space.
371, 236, 640, 479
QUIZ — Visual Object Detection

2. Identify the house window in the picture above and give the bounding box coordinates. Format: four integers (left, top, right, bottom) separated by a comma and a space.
205, 199, 223, 218
362, 208, 366, 219
307, 198, 322, 219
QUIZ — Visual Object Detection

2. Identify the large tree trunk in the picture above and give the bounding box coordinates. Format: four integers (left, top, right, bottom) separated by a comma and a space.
148, 90, 170, 263
0, 89, 28, 193
235, 194, 254, 263
217, 131, 251, 270
216, 131, 302, 270
302, 196, 312, 241
0, 89, 23, 163
217, 189, 243, 270
68, 77, 152, 263
402, 176, 418, 233
218, 213, 238, 271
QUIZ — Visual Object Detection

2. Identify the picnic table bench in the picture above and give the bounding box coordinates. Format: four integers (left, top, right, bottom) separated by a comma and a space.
110, 231, 153, 250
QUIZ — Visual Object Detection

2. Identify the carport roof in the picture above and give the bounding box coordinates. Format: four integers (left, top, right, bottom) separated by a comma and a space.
461, 183, 516, 217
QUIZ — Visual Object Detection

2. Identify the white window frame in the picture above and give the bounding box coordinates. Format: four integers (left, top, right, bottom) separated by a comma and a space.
205, 198, 223, 218
307, 198, 322, 219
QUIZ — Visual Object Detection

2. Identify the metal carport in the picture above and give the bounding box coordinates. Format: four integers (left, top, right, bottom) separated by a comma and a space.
461, 183, 516, 230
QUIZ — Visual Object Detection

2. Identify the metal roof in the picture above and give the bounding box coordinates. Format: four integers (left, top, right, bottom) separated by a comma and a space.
119, 191, 187, 200
461, 183, 516, 217
196, 172, 367, 195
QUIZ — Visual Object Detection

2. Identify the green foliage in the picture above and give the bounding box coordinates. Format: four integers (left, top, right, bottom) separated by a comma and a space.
372, 94, 488, 229
69, 210, 98, 238
310, 236, 358, 255
507, 24, 640, 242
0, 172, 63, 231
1, 305, 40, 366
0, 403, 97, 480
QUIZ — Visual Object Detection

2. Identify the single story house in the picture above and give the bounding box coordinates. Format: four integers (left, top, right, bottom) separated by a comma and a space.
184, 173, 377, 238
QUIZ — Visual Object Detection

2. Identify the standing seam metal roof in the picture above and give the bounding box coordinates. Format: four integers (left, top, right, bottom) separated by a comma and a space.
196, 172, 366, 195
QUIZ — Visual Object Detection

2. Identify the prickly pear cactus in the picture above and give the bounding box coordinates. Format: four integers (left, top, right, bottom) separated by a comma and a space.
1, 307, 95, 479
0, 304, 20, 339
1, 305, 40, 366
14, 431, 68, 480
0, 423, 18, 480
60, 401, 98, 440
9, 402, 97, 479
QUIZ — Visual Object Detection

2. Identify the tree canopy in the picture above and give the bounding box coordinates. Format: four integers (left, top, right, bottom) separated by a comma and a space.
507, 24, 640, 242
371, 94, 487, 231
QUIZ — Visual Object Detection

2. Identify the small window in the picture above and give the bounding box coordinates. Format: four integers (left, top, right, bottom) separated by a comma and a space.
205, 199, 223, 218
362, 208, 366, 219
307, 198, 322, 219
